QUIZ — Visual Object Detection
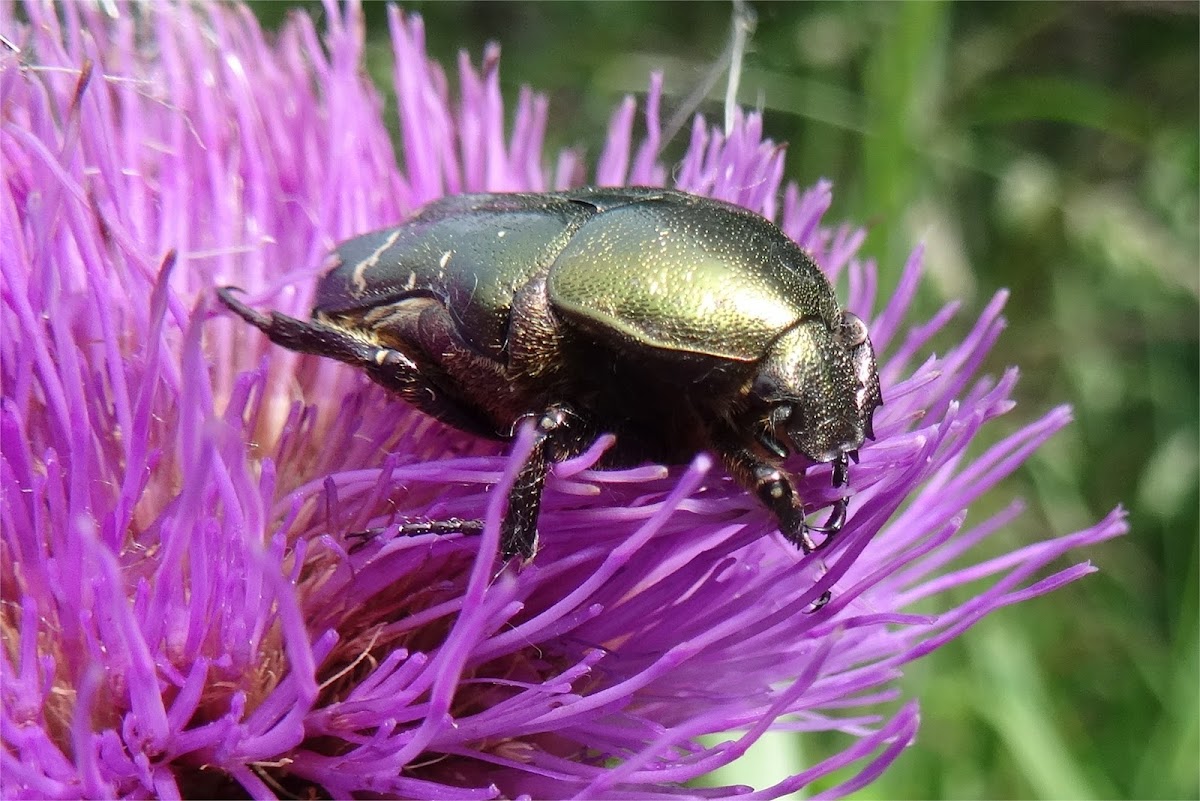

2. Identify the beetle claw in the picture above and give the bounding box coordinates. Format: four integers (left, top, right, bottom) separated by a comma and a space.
804, 590, 832, 614
345, 527, 383, 554
806, 497, 847, 542
217, 286, 274, 329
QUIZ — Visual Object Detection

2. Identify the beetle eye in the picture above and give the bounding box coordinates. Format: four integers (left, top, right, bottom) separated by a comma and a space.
836, 311, 869, 348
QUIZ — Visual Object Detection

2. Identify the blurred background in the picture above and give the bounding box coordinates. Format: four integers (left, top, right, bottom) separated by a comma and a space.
252, 3, 1198, 798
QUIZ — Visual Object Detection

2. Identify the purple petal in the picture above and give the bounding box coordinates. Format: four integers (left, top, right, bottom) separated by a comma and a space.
0, 2, 1126, 799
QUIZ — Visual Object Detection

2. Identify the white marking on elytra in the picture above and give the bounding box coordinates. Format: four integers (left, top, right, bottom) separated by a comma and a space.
497, 229, 507, 238
439, 250, 453, 269
404, 271, 417, 291
351, 228, 403, 293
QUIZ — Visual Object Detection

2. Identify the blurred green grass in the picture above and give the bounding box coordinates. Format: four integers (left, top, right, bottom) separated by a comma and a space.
256, 3, 1199, 798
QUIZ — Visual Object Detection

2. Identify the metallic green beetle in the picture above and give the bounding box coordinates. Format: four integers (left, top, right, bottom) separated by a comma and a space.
219, 187, 882, 562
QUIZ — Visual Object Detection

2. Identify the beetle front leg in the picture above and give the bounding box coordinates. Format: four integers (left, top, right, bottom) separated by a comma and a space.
347, 518, 485, 554
805, 453, 850, 537
750, 464, 821, 554
714, 436, 814, 552
713, 423, 844, 553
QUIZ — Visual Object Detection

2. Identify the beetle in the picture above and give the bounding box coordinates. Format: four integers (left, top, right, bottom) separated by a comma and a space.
218, 186, 881, 563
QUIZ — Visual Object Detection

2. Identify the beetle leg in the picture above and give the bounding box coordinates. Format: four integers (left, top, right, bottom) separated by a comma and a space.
220, 288, 504, 436
830, 454, 848, 489
750, 464, 820, 553
499, 404, 582, 561
805, 498, 847, 538
500, 444, 545, 561
218, 287, 415, 372
713, 422, 812, 552
804, 454, 850, 541
346, 518, 485, 554
715, 425, 854, 553
346, 405, 580, 562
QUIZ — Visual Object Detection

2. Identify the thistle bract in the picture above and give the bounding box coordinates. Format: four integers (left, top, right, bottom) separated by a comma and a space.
0, 3, 1125, 799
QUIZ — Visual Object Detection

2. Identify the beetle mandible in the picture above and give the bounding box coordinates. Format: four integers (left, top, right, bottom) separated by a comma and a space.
218, 187, 882, 562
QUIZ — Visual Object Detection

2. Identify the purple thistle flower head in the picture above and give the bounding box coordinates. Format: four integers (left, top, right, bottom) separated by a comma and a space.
1, 3, 1126, 799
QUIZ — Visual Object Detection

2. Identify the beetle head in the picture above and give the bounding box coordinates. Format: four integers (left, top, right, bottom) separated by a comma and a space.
752, 312, 882, 474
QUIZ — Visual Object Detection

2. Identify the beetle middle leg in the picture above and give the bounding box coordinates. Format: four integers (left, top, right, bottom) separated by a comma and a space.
349, 404, 583, 562
346, 518, 485, 554
496, 403, 586, 561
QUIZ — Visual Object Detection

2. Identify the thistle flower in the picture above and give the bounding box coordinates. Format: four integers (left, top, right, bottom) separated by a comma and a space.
0, 3, 1126, 799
